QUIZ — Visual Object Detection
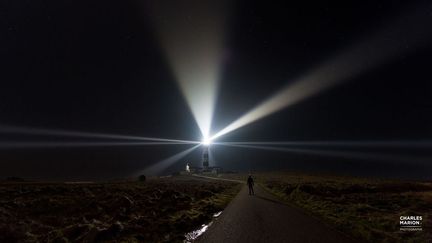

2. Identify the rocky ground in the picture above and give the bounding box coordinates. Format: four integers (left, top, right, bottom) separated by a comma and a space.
0, 176, 240, 242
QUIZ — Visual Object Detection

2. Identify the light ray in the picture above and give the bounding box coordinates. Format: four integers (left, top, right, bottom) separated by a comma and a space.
0, 141, 193, 150
152, 0, 230, 138
140, 144, 201, 176
212, 6, 432, 140
215, 140, 432, 148
0, 124, 199, 144
217, 143, 430, 165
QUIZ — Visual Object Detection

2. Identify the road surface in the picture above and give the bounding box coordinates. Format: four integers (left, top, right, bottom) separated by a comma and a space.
197, 183, 359, 243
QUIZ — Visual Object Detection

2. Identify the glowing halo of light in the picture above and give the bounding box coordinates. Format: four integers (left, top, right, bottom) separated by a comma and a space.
201, 137, 212, 146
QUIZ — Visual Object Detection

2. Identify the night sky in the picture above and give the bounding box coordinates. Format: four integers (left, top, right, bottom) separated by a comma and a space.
1, 0, 432, 180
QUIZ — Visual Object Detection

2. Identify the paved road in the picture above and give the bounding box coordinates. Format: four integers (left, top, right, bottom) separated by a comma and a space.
197, 184, 359, 243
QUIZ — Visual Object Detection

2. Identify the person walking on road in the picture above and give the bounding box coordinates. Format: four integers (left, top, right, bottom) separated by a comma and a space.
247, 175, 254, 195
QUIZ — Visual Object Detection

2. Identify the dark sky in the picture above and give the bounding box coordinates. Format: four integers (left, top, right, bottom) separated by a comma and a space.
1, 0, 432, 180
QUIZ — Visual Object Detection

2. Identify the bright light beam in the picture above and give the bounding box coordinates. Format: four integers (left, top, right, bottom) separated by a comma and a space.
140, 144, 201, 176
0, 124, 199, 144
0, 141, 193, 150
215, 140, 432, 148
212, 6, 432, 140
152, 0, 230, 139
217, 143, 430, 165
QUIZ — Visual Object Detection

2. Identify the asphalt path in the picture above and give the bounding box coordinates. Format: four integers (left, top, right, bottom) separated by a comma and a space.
197, 182, 359, 243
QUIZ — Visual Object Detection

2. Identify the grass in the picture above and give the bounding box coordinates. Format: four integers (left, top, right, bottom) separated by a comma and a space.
0, 176, 241, 242
219, 171, 432, 243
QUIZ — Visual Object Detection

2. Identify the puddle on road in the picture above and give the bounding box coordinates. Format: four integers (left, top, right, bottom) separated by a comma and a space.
184, 211, 223, 242
213, 211, 222, 217
185, 222, 213, 242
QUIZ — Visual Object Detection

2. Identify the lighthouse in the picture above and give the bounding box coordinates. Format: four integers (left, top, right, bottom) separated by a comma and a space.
202, 146, 209, 170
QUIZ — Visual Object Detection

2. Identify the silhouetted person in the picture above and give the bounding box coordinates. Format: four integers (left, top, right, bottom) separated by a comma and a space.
247, 175, 254, 195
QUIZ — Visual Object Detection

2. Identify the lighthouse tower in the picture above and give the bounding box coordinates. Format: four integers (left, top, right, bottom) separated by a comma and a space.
202, 146, 209, 170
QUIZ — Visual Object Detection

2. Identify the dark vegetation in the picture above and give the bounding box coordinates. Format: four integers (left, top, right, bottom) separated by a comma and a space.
138, 175, 146, 182
0, 176, 240, 242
